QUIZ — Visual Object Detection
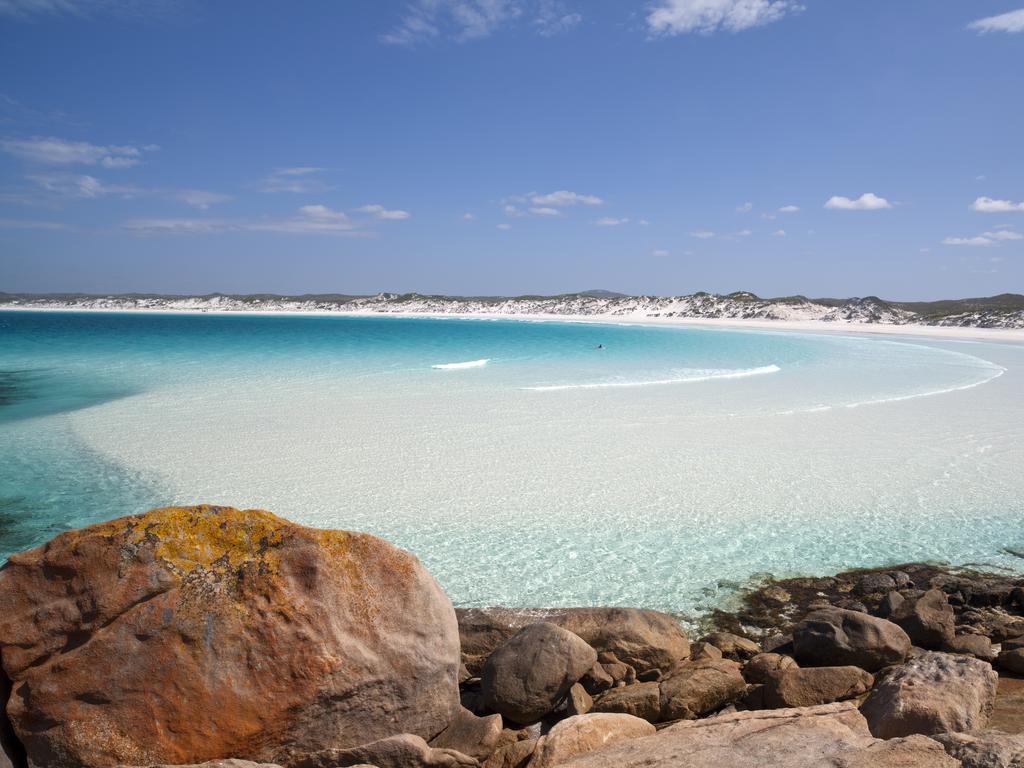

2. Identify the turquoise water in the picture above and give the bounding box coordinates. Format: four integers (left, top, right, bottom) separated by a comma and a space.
2, 310, 1022, 618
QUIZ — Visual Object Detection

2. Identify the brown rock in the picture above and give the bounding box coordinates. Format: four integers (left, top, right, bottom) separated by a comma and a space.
456, 608, 689, 674
287, 734, 478, 768
565, 684, 593, 717
832, 735, 959, 767
700, 632, 760, 661
132, 762, 285, 768
543, 702, 938, 768
860, 651, 999, 738
480, 738, 537, 768
481, 622, 597, 724
591, 682, 661, 722
793, 607, 911, 672
689, 642, 724, 662
597, 652, 635, 686
529, 714, 655, 768
430, 707, 503, 762
947, 633, 997, 662
763, 666, 873, 709
742, 653, 797, 685
658, 659, 746, 720
0, 506, 461, 768
932, 730, 1024, 768
578, 663, 614, 696
889, 589, 956, 650
998, 648, 1024, 675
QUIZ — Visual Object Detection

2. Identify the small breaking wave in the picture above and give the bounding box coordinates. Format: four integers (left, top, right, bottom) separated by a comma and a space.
524, 364, 781, 392
432, 358, 490, 370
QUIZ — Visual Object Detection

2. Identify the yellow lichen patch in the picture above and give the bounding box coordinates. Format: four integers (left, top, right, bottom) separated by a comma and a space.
120, 505, 289, 577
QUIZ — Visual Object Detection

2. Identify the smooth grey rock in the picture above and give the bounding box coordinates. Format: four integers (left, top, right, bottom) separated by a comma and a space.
890, 589, 956, 650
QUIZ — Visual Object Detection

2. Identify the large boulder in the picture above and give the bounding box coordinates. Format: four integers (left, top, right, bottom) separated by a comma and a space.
763, 666, 874, 709
793, 608, 911, 672
658, 658, 746, 721
860, 651, 999, 738
429, 707, 503, 762
0, 506, 462, 767
742, 653, 798, 684
542, 702, 951, 767
287, 734, 477, 768
529, 713, 655, 768
889, 589, 956, 650
932, 730, 1024, 768
456, 608, 689, 674
480, 622, 597, 724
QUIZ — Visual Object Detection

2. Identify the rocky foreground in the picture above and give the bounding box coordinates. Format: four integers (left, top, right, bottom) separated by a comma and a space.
3, 291, 1024, 329
1, 507, 1024, 768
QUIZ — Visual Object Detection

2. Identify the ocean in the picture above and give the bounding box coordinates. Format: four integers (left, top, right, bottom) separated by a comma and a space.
1, 310, 1021, 619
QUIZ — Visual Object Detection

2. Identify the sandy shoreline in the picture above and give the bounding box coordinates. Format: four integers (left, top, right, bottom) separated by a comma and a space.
5, 304, 1024, 343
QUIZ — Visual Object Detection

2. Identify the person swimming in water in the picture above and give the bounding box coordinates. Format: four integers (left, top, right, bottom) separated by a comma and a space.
596, 343, 604, 349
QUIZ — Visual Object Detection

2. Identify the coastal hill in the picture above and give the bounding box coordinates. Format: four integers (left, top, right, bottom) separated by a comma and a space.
2, 291, 1023, 329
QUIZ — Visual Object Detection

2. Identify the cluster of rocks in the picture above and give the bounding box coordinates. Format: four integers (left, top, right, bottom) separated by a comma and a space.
1, 507, 1023, 768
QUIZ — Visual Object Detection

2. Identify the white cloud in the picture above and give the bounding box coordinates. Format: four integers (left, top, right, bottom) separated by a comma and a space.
0, 218, 64, 229
824, 192, 892, 210
357, 203, 411, 220
652, 249, 670, 257
0, 0, 174, 19
496, 222, 512, 230
773, 229, 786, 237
529, 206, 562, 217
778, 204, 800, 213
122, 205, 361, 236
970, 196, 1024, 213
503, 204, 526, 217
529, 189, 603, 206
735, 229, 752, 237
383, 0, 521, 45
176, 190, 232, 209
258, 167, 327, 194
462, 212, 476, 220
533, 0, 581, 36
690, 229, 716, 239
736, 201, 753, 213
0, 135, 153, 168
968, 9, 1024, 34
595, 217, 628, 226
27, 172, 137, 198
647, 0, 803, 36
942, 229, 1022, 247
638, 218, 650, 225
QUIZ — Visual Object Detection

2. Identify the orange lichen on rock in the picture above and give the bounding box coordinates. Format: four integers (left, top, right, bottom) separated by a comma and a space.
0, 505, 461, 768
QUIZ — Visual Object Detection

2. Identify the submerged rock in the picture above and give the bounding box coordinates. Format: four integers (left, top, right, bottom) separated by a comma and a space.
860, 652, 999, 738
0, 505, 462, 767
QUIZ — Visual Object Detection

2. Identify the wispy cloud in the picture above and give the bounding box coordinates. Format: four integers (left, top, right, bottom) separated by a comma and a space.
257, 167, 328, 194
0, 0, 172, 18
967, 8, 1024, 34
383, 0, 522, 45
647, 0, 803, 36
122, 204, 362, 236
496, 222, 512, 230
26, 172, 138, 198
175, 189, 232, 209
529, 206, 563, 217
595, 217, 628, 226
970, 196, 1024, 213
824, 192, 891, 210
773, 229, 786, 237
533, 0, 581, 36
736, 201, 753, 212
529, 189, 602, 206
778, 204, 800, 213
652, 248, 670, 257
0, 135, 156, 168
943, 229, 1022, 247
690, 229, 716, 239
356, 203, 411, 220
0, 217, 65, 229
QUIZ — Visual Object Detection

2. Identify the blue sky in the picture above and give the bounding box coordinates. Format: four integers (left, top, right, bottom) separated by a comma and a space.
0, 0, 1022, 299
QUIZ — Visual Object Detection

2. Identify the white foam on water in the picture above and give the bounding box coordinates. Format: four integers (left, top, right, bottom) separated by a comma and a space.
523, 364, 781, 391
432, 358, 490, 370
844, 365, 1006, 409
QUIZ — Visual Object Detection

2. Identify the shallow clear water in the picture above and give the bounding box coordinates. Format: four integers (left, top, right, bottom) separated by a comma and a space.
1, 310, 1022, 619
